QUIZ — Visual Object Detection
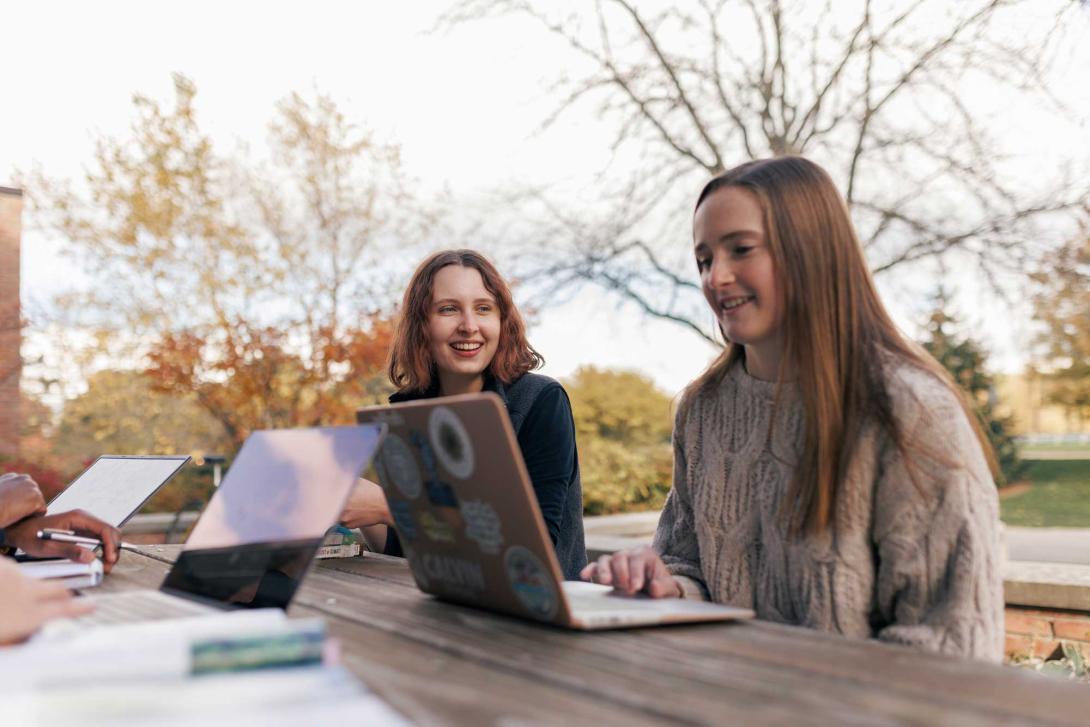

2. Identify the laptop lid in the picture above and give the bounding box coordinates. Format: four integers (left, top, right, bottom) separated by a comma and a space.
159, 425, 385, 610
356, 394, 575, 625
46, 455, 191, 527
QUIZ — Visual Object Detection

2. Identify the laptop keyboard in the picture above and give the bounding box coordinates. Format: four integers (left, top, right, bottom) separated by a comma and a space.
76, 590, 215, 626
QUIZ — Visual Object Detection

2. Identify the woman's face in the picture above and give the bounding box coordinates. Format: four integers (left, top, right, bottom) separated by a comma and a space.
693, 186, 784, 360
426, 265, 501, 383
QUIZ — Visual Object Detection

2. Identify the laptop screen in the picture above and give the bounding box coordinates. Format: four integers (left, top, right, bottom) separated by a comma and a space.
47, 455, 190, 527
161, 425, 384, 609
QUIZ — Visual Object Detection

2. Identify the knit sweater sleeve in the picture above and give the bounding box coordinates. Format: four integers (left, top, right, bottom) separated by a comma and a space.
653, 401, 710, 600
872, 371, 1004, 661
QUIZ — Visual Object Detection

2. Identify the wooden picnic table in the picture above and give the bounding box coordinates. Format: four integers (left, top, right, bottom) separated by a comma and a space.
102, 545, 1090, 726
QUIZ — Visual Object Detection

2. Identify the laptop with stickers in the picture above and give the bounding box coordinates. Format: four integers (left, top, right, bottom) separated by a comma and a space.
356, 393, 753, 630
43, 425, 386, 634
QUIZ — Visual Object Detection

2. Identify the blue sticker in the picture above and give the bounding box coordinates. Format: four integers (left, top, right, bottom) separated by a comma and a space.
410, 430, 439, 479
504, 546, 558, 621
390, 500, 418, 542
425, 479, 459, 508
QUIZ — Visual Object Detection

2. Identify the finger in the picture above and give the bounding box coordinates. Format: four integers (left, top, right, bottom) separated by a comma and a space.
39, 597, 95, 623
63, 510, 121, 565
594, 554, 613, 586
31, 579, 75, 603
610, 551, 631, 593
646, 576, 681, 599
579, 563, 597, 582
629, 551, 651, 593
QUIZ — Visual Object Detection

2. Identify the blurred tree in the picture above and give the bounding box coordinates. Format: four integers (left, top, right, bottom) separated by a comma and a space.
29, 75, 409, 448
565, 366, 675, 514
1032, 227, 1090, 420
445, 0, 1088, 344
48, 369, 231, 510
921, 292, 1026, 486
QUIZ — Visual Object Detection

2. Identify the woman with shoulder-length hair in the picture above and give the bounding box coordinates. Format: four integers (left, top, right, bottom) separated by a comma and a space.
583, 156, 1004, 661
342, 249, 588, 579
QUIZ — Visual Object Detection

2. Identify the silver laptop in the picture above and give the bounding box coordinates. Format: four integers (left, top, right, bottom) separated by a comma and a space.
47, 454, 191, 526
357, 394, 754, 630
49, 425, 386, 631
15, 455, 190, 565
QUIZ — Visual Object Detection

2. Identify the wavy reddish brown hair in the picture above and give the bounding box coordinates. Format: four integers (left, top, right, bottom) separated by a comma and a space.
388, 249, 543, 393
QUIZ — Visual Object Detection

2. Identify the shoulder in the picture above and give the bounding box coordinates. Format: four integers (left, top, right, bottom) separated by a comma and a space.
506, 373, 573, 436
507, 372, 564, 397
882, 356, 969, 439
878, 353, 992, 485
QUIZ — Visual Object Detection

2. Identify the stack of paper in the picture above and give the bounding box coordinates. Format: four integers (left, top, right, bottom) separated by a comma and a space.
0, 610, 409, 726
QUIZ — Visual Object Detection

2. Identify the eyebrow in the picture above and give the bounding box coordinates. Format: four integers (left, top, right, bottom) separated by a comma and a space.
694, 230, 763, 249
433, 297, 496, 305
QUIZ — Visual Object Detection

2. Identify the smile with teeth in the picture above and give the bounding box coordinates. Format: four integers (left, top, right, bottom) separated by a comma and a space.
451, 342, 483, 351
720, 296, 755, 311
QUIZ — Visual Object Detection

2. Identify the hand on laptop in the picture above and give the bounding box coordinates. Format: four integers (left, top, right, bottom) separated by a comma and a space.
4, 509, 121, 572
580, 546, 683, 598
0, 556, 94, 644
0, 472, 47, 528
341, 478, 392, 529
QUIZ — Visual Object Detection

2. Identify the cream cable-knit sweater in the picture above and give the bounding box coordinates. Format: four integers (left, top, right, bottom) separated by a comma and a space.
653, 358, 1004, 661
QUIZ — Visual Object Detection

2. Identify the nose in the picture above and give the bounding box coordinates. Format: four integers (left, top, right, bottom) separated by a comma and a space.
709, 253, 736, 288
457, 311, 479, 334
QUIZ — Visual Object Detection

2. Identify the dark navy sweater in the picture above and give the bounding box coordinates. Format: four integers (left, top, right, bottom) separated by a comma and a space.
382, 372, 588, 579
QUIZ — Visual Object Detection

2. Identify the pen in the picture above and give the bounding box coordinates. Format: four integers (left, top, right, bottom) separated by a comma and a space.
36, 529, 140, 552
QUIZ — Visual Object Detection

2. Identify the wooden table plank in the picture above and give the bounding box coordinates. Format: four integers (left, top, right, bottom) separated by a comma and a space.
103, 546, 1090, 726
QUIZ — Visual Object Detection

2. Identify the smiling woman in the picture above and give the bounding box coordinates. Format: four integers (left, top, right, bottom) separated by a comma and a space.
341, 250, 588, 579
582, 156, 1006, 661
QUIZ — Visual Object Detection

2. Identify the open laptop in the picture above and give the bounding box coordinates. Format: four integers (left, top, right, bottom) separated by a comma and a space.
356, 393, 754, 630
46, 454, 191, 526
46, 425, 386, 632
14, 455, 190, 566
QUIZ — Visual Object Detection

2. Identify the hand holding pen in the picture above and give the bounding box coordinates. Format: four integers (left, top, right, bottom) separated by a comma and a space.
3, 509, 121, 572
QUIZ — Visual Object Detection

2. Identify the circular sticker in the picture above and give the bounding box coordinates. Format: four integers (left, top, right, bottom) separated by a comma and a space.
503, 546, 558, 621
378, 433, 422, 499
428, 406, 475, 480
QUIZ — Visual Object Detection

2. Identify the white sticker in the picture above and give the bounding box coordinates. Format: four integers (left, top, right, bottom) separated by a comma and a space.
461, 500, 503, 554
503, 546, 559, 621
428, 406, 475, 480
377, 433, 422, 499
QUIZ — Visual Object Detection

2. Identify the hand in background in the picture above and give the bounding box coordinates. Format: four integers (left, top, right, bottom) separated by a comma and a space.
0, 473, 47, 529
580, 545, 683, 598
340, 478, 392, 529
0, 557, 93, 644
5, 510, 121, 572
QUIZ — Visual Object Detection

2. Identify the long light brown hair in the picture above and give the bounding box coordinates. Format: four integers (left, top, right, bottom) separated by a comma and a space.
388, 249, 543, 393
684, 156, 997, 535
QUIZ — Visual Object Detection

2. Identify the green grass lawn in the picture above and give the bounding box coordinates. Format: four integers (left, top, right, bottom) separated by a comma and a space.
1001, 459, 1090, 527
1019, 442, 1090, 454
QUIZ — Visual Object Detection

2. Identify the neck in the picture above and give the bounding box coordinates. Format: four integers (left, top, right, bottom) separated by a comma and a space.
437, 371, 485, 397
742, 340, 792, 382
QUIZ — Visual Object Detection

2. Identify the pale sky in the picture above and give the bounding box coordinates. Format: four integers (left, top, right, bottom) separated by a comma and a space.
3, 0, 1088, 398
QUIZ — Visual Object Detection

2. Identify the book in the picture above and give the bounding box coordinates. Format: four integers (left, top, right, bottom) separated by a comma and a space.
19, 558, 104, 589
315, 543, 362, 559
315, 525, 363, 559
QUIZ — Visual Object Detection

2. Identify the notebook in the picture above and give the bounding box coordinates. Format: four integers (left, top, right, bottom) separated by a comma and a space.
356, 393, 753, 630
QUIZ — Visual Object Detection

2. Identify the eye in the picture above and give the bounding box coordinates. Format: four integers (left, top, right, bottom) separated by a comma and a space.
695, 256, 711, 272
438, 305, 457, 314
732, 245, 753, 258
476, 304, 494, 314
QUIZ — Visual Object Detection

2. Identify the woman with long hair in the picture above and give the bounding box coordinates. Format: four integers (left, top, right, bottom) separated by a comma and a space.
341, 250, 587, 579
582, 157, 1003, 660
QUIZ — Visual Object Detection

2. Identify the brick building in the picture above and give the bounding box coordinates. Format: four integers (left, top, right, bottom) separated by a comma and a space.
0, 186, 21, 458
